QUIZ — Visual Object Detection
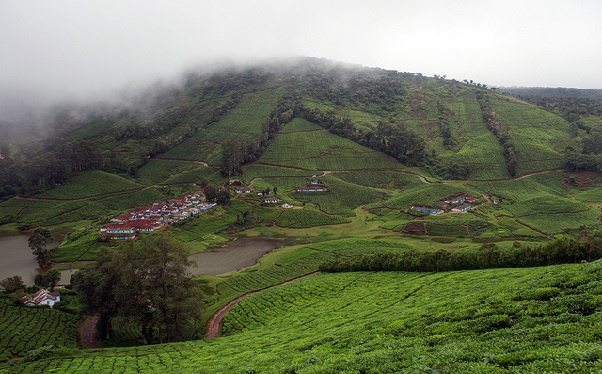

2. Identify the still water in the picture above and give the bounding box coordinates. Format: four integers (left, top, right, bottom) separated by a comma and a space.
0, 235, 282, 286
0, 235, 40, 285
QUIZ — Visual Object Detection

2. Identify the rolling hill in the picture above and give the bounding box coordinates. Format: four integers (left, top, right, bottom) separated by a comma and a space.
1, 57, 601, 372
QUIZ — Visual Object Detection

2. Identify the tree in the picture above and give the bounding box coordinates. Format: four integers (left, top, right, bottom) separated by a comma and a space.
0, 275, 25, 293
28, 228, 53, 268
34, 269, 62, 289
72, 234, 203, 344
205, 185, 230, 205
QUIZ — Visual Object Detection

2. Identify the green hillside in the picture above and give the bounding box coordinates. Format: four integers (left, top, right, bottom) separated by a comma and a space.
8, 260, 602, 373
1, 58, 602, 373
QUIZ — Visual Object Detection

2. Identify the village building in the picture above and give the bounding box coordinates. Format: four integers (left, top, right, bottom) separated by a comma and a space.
281, 203, 293, 209
99, 190, 215, 241
411, 206, 444, 215
436, 201, 449, 209
445, 193, 477, 204
235, 187, 253, 194
24, 289, 61, 307
295, 186, 329, 192
451, 204, 472, 213
264, 197, 282, 204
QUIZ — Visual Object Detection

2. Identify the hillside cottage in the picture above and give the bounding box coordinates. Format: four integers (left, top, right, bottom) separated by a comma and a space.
235, 187, 252, 194
24, 289, 60, 307
295, 186, 328, 192
411, 206, 444, 215
264, 197, 282, 204
451, 204, 472, 213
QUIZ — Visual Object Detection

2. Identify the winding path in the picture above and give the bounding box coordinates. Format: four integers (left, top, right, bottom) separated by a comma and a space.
79, 315, 104, 349
205, 272, 319, 338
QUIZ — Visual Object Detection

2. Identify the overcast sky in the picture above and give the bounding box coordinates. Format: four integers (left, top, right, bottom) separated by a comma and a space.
1, 0, 602, 106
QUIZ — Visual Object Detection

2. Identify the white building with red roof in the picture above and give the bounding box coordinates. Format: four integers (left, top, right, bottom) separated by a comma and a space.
24, 289, 61, 307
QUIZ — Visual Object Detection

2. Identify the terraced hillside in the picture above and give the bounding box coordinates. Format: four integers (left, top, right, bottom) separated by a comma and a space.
1, 58, 602, 373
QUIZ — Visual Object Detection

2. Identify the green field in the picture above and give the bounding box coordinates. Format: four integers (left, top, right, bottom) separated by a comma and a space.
136, 159, 221, 185
276, 209, 351, 228
36, 171, 144, 199
489, 95, 572, 175
0, 295, 78, 362
159, 88, 282, 164
259, 126, 405, 171
10, 260, 602, 373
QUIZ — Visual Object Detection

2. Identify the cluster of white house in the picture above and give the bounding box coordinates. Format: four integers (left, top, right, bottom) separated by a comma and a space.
412, 193, 477, 215
99, 191, 216, 240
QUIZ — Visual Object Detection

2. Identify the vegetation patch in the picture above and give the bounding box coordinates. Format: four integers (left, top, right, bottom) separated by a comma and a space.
0, 295, 78, 362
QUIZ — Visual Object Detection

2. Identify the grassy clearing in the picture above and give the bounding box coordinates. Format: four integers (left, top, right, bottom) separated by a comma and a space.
489, 95, 573, 175
259, 128, 404, 171
332, 170, 424, 189
292, 175, 386, 215
11, 260, 602, 373
276, 209, 351, 228
15, 188, 166, 227
136, 159, 221, 185
36, 171, 143, 199
278, 118, 323, 133
468, 173, 601, 235
159, 88, 282, 164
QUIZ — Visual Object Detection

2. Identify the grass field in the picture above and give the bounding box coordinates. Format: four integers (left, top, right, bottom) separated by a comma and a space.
292, 175, 386, 215
136, 159, 221, 185
36, 171, 144, 199
158, 88, 282, 165
468, 172, 601, 235
259, 123, 405, 171
275, 209, 351, 228
9, 260, 602, 373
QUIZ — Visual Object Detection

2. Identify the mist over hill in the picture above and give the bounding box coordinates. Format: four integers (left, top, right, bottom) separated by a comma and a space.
1, 57, 601, 201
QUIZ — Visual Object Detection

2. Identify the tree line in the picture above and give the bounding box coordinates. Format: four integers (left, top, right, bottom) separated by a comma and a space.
320, 232, 602, 273
219, 92, 298, 177
475, 90, 518, 177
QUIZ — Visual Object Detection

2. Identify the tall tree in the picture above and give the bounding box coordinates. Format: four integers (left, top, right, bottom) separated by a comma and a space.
28, 228, 53, 268
72, 234, 203, 344
0, 275, 25, 293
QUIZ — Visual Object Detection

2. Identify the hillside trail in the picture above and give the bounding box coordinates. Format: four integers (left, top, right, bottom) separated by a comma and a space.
79, 315, 104, 349
205, 272, 319, 339
151, 157, 209, 167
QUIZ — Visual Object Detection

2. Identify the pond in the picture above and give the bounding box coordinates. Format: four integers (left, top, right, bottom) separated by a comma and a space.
187, 237, 282, 276
0, 235, 74, 286
0, 235, 282, 286
0, 235, 40, 286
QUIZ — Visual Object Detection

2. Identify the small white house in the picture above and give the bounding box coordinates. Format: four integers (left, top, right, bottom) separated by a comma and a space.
264, 197, 282, 204
24, 289, 61, 307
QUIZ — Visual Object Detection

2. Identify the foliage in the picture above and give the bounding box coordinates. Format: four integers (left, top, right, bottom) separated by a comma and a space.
34, 269, 62, 289
204, 185, 231, 205
72, 235, 204, 344
320, 232, 602, 273
11, 259, 602, 372
0, 276, 25, 293
276, 209, 351, 228
0, 295, 78, 362
476, 90, 518, 176
28, 228, 53, 268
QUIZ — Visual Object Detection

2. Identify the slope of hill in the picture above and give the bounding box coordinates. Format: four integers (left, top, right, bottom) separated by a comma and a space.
1, 58, 602, 372
7, 260, 602, 373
